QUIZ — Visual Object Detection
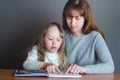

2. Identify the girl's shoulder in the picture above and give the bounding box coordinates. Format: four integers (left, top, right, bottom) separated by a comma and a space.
29, 45, 38, 52
32, 45, 38, 49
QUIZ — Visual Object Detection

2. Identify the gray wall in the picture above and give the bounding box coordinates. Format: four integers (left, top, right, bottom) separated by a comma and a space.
0, 0, 120, 73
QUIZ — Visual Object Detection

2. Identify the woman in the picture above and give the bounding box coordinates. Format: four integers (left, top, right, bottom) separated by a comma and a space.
62, 0, 114, 74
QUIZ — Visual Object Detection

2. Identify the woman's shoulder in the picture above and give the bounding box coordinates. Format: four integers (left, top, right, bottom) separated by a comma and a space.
89, 31, 99, 35
85, 31, 103, 40
88, 31, 102, 37
88, 31, 105, 42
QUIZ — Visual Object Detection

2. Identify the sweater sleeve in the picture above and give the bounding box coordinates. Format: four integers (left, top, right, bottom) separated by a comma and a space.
23, 46, 45, 70
85, 33, 114, 73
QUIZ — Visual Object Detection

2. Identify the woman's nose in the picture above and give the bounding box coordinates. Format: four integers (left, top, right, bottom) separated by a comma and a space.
71, 18, 76, 25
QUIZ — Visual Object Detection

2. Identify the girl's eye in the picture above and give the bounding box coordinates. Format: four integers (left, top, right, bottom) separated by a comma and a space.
48, 38, 53, 40
57, 39, 61, 41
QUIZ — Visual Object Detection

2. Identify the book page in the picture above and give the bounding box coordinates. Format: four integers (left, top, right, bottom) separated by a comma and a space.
48, 73, 82, 78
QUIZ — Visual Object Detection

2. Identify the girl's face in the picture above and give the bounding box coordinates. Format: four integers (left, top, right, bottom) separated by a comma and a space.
66, 9, 85, 35
44, 26, 62, 52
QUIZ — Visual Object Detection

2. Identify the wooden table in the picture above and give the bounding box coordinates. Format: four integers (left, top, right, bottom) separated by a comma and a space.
0, 69, 120, 80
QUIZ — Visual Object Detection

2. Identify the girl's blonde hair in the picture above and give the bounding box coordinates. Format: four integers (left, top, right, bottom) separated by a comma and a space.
35, 22, 68, 68
63, 0, 105, 39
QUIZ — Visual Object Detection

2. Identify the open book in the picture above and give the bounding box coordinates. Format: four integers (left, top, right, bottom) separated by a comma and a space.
14, 69, 82, 78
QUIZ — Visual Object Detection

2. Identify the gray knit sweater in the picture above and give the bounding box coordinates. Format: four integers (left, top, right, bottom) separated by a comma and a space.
65, 31, 114, 73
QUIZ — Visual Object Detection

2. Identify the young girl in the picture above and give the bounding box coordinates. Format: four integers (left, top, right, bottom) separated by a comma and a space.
62, 0, 114, 74
23, 22, 68, 73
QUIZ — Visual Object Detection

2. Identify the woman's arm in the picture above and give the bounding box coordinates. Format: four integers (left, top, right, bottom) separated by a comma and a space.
85, 33, 114, 73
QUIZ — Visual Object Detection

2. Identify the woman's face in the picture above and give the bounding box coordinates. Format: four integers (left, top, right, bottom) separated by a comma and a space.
66, 9, 85, 35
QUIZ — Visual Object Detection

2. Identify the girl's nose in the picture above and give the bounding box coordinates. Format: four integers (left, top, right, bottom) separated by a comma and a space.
52, 40, 57, 45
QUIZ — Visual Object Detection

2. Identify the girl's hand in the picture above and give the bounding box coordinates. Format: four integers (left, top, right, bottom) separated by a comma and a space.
65, 64, 86, 74
40, 63, 61, 73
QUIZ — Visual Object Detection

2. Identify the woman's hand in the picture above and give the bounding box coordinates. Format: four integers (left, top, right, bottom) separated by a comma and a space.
40, 63, 61, 73
65, 64, 86, 74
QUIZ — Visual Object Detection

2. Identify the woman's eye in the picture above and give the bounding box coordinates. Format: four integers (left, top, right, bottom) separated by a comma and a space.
66, 17, 72, 20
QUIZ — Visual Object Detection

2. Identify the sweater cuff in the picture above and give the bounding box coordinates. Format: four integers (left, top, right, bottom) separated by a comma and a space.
39, 62, 47, 70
